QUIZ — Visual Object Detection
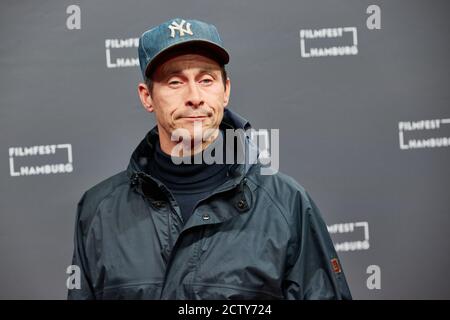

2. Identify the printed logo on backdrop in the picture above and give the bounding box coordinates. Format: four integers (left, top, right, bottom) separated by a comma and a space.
327, 221, 370, 252
105, 38, 140, 68
299, 27, 358, 58
398, 118, 450, 150
9, 144, 73, 176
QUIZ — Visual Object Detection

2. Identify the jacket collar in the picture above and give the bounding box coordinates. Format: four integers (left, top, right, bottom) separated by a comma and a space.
126, 108, 258, 196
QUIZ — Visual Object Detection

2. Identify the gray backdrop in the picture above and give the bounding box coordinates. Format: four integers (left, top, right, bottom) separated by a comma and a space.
1, 0, 449, 299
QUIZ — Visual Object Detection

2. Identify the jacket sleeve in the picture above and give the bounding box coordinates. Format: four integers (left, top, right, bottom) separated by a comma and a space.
67, 193, 96, 300
282, 191, 352, 300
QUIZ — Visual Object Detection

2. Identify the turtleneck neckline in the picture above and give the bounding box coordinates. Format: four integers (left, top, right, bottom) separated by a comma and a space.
149, 129, 230, 193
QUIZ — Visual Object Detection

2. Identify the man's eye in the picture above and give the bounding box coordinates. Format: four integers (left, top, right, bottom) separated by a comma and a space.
200, 78, 213, 84
169, 80, 182, 86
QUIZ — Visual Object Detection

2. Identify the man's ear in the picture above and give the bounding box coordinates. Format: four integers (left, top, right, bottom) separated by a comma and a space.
223, 77, 231, 107
138, 82, 154, 112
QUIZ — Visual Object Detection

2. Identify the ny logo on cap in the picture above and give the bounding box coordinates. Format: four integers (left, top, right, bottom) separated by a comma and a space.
168, 19, 193, 38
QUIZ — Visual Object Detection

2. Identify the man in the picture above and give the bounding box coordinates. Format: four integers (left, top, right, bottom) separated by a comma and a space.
68, 18, 352, 300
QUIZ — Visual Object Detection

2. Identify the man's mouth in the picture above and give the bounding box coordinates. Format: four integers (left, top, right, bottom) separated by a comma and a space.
181, 115, 209, 121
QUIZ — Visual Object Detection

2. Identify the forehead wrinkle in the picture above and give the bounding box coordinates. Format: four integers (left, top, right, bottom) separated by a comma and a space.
157, 55, 221, 78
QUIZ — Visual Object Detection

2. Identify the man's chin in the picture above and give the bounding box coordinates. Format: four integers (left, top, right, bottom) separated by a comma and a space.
171, 123, 219, 142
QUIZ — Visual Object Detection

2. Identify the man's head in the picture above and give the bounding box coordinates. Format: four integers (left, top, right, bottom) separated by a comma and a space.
137, 18, 231, 156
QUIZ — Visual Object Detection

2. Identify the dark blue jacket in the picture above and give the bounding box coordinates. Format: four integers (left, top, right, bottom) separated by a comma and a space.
68, 109, 352, 300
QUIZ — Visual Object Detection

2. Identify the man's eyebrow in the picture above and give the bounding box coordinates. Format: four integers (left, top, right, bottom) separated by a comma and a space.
198, 67, 219, 74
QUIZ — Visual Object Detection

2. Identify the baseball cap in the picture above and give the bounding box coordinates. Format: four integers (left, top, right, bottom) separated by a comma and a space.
138, 18, 230, 80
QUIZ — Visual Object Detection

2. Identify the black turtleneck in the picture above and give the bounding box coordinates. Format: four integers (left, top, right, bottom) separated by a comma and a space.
148, 130, 230, 223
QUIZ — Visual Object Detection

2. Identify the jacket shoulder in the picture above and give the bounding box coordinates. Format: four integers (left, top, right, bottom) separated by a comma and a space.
76, 170, 130, 233
247, 166, 316, 223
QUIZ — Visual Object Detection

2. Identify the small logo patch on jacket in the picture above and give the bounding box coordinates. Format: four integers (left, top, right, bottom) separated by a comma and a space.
331, 258, 342, 273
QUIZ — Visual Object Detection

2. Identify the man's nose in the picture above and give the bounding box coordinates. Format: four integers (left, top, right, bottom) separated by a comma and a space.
185, 81, 204, 108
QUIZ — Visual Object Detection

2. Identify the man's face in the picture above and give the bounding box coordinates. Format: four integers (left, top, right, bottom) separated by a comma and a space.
141, 53, 231, 153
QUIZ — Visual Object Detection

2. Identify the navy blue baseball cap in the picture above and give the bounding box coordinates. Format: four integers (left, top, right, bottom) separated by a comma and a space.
138, 18, 230, 80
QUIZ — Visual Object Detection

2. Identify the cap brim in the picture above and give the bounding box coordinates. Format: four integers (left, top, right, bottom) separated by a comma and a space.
144, 40, 230, 79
